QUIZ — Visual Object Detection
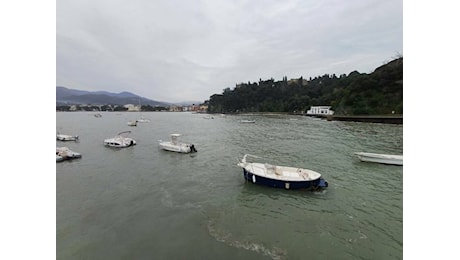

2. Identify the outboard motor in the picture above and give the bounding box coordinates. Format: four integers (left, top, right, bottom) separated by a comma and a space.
190, 144, 197, 153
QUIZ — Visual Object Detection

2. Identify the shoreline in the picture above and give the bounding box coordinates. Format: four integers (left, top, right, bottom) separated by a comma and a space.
324, 114, 403, 124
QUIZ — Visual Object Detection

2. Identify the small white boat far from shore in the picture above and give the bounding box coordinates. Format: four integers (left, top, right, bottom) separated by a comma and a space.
127, 120, 138, 126
159, 134, 197, 153
137, 117, 150, 123
354, 152, 403, 166
56, 147, 82, 162
104, 131, 136, 148
57, 133, 79, 141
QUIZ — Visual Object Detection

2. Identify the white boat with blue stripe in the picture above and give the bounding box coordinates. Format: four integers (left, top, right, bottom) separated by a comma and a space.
237, 154, 328, 190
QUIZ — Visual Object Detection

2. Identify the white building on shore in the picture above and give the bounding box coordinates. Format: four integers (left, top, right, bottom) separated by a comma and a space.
306, 106, 334, 116
124, 104, 141, 112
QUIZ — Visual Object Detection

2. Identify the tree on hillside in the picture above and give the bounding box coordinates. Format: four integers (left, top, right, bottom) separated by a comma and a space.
207, 57, 403, 115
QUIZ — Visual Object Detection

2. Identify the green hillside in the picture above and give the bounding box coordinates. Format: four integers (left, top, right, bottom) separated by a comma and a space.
207, 57, 403, 115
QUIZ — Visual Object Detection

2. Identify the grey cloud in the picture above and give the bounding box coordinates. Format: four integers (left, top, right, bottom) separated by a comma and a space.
57, 0, 402, 103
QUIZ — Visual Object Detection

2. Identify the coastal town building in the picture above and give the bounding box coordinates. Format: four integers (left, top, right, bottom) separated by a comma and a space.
124, 104, 140, 112
57, 103, 208, 113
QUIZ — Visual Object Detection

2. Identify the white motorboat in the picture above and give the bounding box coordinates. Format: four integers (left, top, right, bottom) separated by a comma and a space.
56, 133, 79, 141
354, 152, 403, 166
240, 120, 255, 123
159, 134, 197, 153
56, 147, 82, 162
137, 117, 150, 123
237, 154, 328, 190
104, 131, 137, 148
127, 120, 138, 126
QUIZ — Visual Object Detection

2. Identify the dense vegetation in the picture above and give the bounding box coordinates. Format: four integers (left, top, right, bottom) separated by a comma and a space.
207, 57, 402, 115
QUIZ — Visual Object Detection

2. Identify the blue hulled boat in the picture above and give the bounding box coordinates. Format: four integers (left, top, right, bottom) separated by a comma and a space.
237, 154, 328, 190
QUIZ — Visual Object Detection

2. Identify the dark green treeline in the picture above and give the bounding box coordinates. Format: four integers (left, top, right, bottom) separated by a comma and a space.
207, 57, 402, 115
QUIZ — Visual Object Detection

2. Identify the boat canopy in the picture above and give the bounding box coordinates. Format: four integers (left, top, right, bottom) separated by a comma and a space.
170, 134, 181, 144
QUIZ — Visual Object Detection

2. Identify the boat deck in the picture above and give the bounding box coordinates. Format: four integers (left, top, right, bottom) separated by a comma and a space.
243, 162, 321, 182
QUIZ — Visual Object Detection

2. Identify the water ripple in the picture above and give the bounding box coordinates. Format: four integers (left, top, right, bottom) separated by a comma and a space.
57, 112, 403, 259
207, 218, 288, 260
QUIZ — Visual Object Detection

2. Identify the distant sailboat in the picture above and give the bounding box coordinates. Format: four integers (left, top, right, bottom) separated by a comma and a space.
137, 99, 150, 123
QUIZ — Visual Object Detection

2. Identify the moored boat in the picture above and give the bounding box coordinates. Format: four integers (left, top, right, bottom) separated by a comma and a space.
127, 120, 138, 126
56, 147, 82, 162
354, 152, 403, 166
136, 99, 150, 122
56, 133, 79, 141
104, 131, 137, 148
137, 117, 150, 123
159, 134, 197, 153
237, 154, 328, 190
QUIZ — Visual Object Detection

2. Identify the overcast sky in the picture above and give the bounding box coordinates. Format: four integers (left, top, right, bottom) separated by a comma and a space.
57, 0, 402, 103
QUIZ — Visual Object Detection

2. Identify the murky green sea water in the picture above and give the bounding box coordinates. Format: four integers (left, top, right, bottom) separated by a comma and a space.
57, 112, 403, 259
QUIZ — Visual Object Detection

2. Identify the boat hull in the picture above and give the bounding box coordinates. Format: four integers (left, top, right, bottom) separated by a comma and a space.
242, 168, 328, 190
56, 147, 82, 162
104, 139, 136, 148
159, 142, 196, 153
355, 152, 403, 166
159, 135, 197, 153
56, 135, 79, 141
103, 135, 136, 148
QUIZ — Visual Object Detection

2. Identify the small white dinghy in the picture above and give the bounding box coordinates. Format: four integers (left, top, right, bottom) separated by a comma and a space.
127, 120, 138, 126
56, 133, 79, 141
137, 117, 150, 123
159, 134, 197, 153
56, 147, 82, 162
354, 152, 403, 166
104, 131, 137, 148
